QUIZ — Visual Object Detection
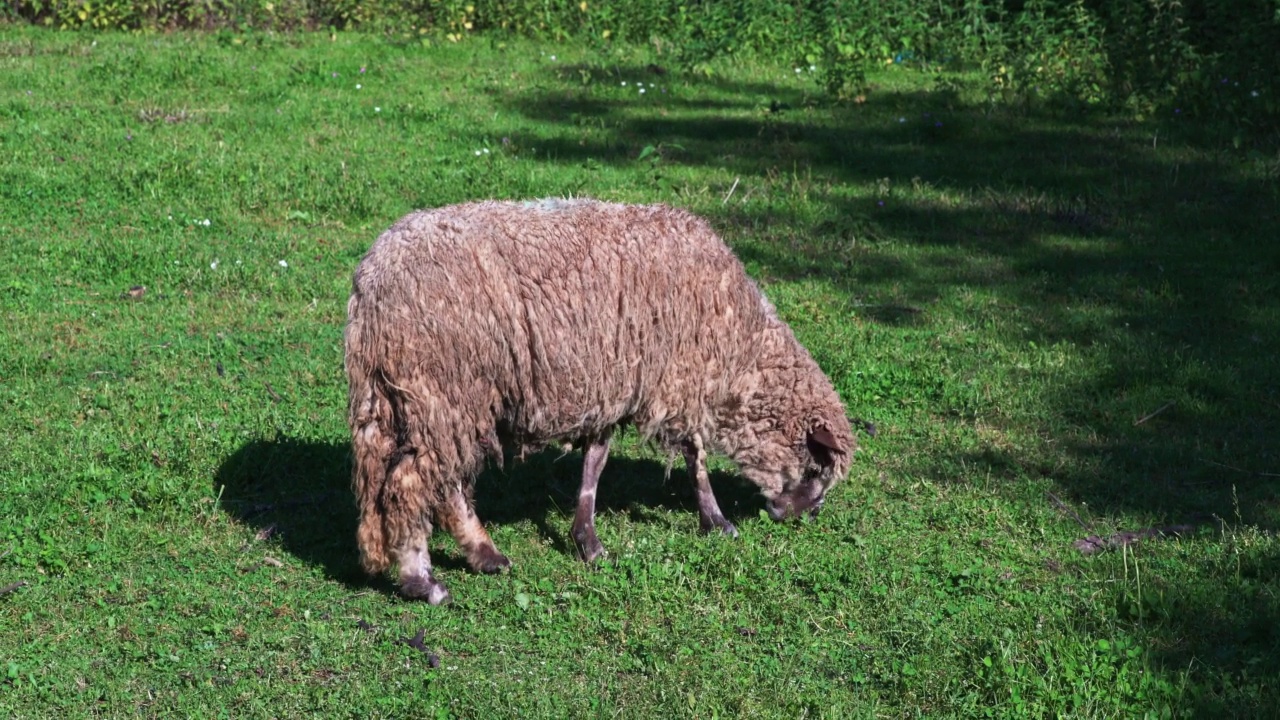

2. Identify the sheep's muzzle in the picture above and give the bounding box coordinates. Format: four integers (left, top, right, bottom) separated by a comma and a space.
765, 481, 826, 521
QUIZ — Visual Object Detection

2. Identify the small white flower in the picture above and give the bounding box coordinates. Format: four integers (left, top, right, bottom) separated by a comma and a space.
482, 148, 489, 154
475, 150, 482, 156
278, 260, 288, 268
375, 107, 381, 112
549, 55, 556, 61
809, 65, 817, 71
621, 81, 627, 86
639, 88, 646, 94
1252, 90, 1260, 97
202, 218, 211, 226
167, 215, 173, 220
174, 260, 180, 265
235, 260, 241, 265
636, 82, 643, 87
356, 84, 362, 89
210, 260, 219, 270
795, 68, 802, 73
898, 117, 906, 123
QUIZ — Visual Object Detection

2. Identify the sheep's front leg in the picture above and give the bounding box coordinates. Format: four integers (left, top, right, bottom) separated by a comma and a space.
685, 436, 738, 537
440, 482, 511, 574
571, 433, 612, 563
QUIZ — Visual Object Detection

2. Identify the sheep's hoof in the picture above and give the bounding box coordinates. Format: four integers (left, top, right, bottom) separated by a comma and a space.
700, 518, 739, 538
400, 575, 452, 606
469, 547, 512, 574
572, 527, 606, 563
576, 541, 606, 564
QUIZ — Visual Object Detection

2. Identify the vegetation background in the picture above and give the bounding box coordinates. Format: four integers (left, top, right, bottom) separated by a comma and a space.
1, 0, 1278, 717
7, 0, 1280, 139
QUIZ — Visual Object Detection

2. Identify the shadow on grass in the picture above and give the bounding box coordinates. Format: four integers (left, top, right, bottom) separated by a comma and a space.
467, 61, 1280, 711
213, 435, 763, 588
479, 62, 1280, 522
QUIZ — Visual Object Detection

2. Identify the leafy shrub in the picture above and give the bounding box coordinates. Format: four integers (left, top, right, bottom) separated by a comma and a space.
3, 0, 1277, 138
983, 0, 1110, 108
1122, 0, 1280, 134
12, 0, 309, 31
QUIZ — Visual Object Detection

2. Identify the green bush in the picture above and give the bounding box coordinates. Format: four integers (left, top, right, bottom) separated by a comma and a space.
3, 0, 1277, 137
1098, 0, 1280, 131
11, 0, 311, 31
982, 0, 1110, 107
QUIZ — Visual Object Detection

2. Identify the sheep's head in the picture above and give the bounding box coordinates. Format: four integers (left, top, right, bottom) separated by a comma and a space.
767, 424, 852, 521
721, 320, 857, 522
733, 419, 854, 522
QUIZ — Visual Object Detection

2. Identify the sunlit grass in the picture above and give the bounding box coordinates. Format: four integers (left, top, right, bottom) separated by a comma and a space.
1, 28, 1278, 718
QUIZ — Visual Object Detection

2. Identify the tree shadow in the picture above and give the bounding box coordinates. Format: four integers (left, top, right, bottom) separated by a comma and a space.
465, 60, 1280, 708
478, 63, 1280, 523
214, 435, 764, 588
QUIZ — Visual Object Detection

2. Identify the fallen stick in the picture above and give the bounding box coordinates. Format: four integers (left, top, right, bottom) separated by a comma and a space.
1046, 491, 1092, 531
0, 581, 28, 598
1073, 524, 1198, 555
1206, 460, 1280, 478
1134, 401, 1175, 426
722, 177, 740, 205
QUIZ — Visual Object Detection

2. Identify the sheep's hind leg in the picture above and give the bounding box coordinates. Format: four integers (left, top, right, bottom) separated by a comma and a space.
572, 433, 612, 563
441, 483, 511, 574
381, 456, 452, 604
685, 437, 738, 537
394, 516, 452, 605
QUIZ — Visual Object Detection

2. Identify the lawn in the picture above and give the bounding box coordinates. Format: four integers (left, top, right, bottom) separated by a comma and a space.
1, 28, 1278, 718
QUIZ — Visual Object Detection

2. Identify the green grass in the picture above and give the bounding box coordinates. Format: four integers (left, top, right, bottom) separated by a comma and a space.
2, 27, 1279, 718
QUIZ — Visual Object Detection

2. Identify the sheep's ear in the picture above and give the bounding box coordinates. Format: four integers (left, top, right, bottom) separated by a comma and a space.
806, 426, 841, 466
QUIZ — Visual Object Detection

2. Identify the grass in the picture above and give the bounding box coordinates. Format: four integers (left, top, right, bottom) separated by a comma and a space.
1, 27, 1279, 718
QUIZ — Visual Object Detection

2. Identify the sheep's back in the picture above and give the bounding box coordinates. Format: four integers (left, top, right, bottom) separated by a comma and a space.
349, 199, 770, 443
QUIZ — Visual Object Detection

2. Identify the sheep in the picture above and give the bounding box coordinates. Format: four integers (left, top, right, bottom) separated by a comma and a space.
345, 198, 856, 604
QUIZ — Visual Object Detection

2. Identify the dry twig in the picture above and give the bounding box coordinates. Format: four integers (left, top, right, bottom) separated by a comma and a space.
722, 177, 740, 205
1134, 401, 1175, 426
1073, 525, 1198, 555
1046, 491, 1092, 531
0, 581, 28, 598
1206, 460, 1280, 478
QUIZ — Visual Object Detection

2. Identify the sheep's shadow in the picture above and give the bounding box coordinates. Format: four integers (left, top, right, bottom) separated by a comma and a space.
214, 435, 764, 590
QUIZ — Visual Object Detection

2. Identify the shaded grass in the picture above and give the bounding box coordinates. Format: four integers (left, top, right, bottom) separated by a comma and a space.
1, 27, 1279, 717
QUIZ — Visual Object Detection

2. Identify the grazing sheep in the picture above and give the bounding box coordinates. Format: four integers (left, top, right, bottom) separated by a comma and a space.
345, 199, 856, 604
